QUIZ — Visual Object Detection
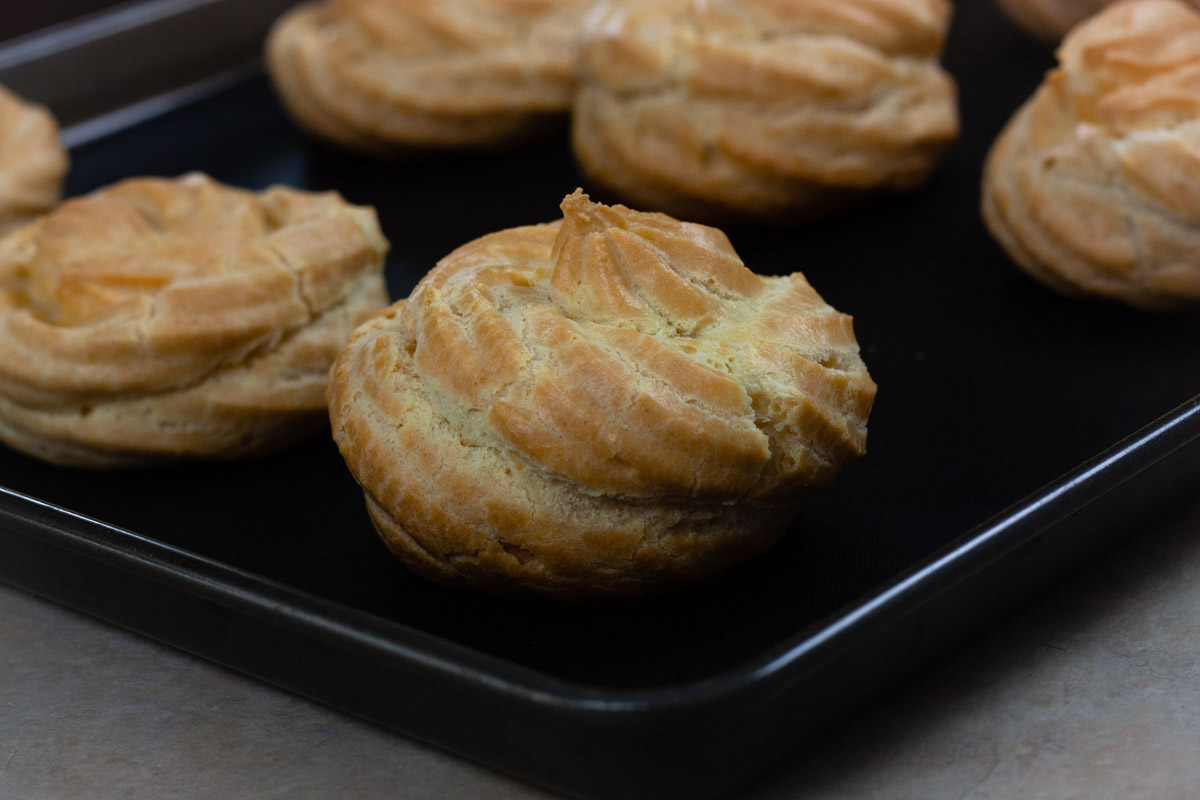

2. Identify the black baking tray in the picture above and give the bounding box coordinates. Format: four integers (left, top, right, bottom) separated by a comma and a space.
1, 2, 1199, 798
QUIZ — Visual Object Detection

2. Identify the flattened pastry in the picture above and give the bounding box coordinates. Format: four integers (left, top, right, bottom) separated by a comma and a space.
0, 173, 389, 467
0, 84, 68, 236
328, 191, 876, 599
983, 0, 1200, 309
266, 0, 594, 152
571, 0, 961, 223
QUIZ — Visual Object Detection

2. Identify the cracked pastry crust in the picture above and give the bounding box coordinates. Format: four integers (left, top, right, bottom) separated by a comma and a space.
328, 190, 876, 599
0, 173, 389, 467
265, 0, 595, 152
571, 0, 961, 223
983, 0, 1200, 309
0, 85, 68, 236
995, 0, 1199, 40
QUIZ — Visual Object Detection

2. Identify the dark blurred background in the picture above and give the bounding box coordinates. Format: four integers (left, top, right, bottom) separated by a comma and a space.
3, 0, 133, 41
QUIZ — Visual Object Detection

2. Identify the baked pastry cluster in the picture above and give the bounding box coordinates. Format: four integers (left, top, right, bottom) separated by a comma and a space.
328, 191, 876, 598
0, 84, 68, 236
983, 0, 1200, 309
0, 173, 389, 467
265, 0, 595, 152
996, 0, 1199, 40
572, 0, 961, 223
265, 0, 961, 224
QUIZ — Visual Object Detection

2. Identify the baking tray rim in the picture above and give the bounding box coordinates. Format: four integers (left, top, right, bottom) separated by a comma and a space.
4, 393, 1198, 713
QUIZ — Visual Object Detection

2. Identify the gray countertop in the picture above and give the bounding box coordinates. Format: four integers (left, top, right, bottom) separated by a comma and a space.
4, 495, 1200, 800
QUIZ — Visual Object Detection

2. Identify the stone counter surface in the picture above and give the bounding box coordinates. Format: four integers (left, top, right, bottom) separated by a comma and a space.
3, 495, 1200, 800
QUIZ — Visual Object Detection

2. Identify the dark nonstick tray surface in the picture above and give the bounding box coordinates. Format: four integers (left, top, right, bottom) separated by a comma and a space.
2, 2, 1199, 798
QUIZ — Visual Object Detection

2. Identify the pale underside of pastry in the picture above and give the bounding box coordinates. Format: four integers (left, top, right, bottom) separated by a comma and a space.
983, 0, 1200, 309
329, 190, 876, 599
0, 173, 389, 467
0, 84, 68, 236
571, 0, 961, 223
265, 0, 594, 153
996, 0, 1199, 40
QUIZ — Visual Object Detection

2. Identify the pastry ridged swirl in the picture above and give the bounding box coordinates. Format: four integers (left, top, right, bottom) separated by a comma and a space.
996, 0, 1200, 40
571, 0, 961, 222
266, 0, 594, 152
329, 191, 875, 598
0, 85, 68, 236
0, 173, 389, 466
983, 0, 1200, 309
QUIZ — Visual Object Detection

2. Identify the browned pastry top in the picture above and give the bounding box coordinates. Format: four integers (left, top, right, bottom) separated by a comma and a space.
996, 0, 1199, 40
329, 191, 876, 597
0, 84, 68, 235
266, 0, 594, 151
0, 173, 389, 466
1051, 0, 1200, 135
585, 0, 955, 69
571, 0, 960, 221
0, 173, 385, 405
983, 0, 1200, 308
